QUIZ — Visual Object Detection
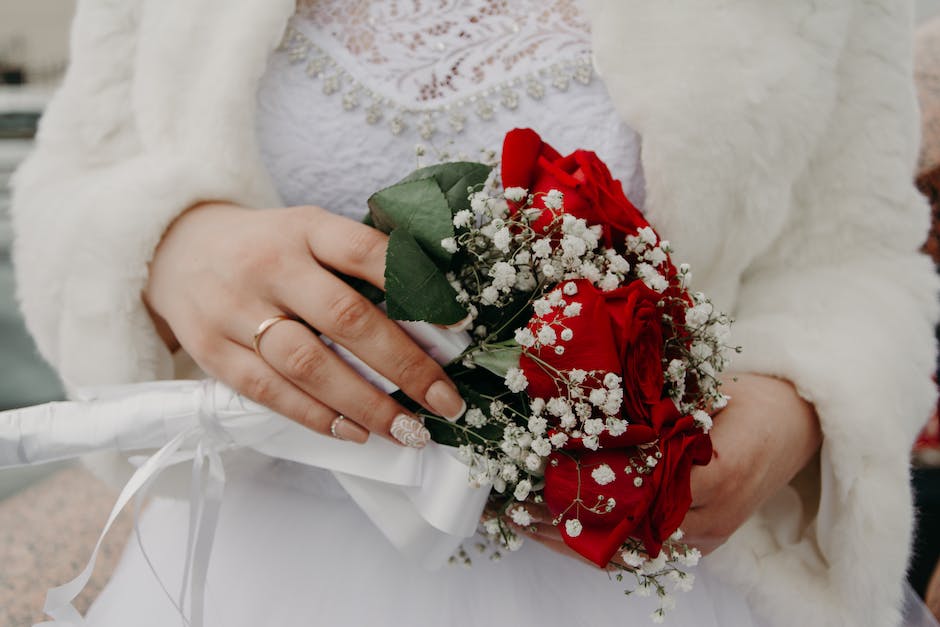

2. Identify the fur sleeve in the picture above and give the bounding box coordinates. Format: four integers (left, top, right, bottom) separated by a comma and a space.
10, 0, 291, 390
589, 1, 938, 625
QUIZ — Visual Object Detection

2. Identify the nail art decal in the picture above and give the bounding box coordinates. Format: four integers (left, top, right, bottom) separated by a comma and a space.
390, 415, 431, 448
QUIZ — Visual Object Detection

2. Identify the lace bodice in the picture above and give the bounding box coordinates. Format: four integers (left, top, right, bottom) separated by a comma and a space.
256, 0, 644, 220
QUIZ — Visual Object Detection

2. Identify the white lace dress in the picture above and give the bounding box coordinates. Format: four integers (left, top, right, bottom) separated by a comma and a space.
85, 2, 762, 625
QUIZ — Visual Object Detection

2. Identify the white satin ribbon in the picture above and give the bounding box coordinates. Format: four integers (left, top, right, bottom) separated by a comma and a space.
0, 321, 489, 626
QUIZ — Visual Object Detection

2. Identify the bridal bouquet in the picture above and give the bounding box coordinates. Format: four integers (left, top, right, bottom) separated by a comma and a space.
357, 128, 734, 620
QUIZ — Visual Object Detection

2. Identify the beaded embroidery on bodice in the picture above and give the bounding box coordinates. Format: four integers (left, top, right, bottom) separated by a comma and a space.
295, 0, 591, 107
256, 0, 643, 221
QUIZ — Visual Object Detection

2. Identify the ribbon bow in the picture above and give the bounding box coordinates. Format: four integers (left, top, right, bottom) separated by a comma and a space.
0, 324, 490, 626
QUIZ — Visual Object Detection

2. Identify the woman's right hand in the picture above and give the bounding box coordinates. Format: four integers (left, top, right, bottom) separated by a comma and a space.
144, 202, 467, 448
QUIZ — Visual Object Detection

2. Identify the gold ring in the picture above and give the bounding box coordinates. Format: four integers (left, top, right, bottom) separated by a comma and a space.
330, 415, 347, 440
252, 315, 294, 357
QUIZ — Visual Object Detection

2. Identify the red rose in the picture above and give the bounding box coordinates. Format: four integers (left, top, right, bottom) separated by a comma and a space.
501, 128, 649, 249
543, 399, 712, 567
631, 401, 712, 558
520, 279, 666, 425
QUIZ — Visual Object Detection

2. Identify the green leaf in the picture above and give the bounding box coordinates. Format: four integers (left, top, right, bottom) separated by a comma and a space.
467, 343, 522, 379
400, 162, 493, 214
367, 178, 454, 265
384, 228, 467, 324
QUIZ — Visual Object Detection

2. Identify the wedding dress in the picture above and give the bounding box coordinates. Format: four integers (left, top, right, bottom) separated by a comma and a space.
80, 2, 766, 625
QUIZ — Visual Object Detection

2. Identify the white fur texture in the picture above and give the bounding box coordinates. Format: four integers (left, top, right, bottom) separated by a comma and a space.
11, 1, 938, 625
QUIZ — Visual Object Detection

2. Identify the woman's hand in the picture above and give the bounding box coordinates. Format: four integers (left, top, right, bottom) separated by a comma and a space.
511, 373, 821, 560
681, 373, 821, 554
144, 202, 467, 447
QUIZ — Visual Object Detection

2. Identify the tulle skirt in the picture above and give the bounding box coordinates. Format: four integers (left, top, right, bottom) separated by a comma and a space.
85, 452, 763, 627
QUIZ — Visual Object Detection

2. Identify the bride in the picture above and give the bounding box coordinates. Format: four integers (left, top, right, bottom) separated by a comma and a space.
10, 1, 937, 625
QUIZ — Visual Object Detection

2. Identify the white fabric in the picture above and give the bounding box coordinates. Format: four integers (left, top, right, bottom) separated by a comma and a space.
9, 0, 938, 625
85, 453, 761, 627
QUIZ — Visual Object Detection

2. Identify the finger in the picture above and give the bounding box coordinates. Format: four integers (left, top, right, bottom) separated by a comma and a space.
276, 269, 466, 421
303, 209, 389, 289
206, 339, 370, 444
255, 316, 432, 448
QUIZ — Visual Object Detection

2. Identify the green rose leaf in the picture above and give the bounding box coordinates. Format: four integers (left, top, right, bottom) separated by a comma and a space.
400, 162, 493, 214
384, 228, 467, 324
367, 177, 454, 265
467, 343, 522, 379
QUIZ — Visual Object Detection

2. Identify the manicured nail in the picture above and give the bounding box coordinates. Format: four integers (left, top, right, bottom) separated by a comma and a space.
426, 380, 466, 422
333, 417, 369, 444
390, 414, 430, 448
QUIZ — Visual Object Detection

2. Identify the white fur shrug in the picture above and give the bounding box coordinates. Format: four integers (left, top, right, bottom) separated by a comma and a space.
10, 1, 938, 625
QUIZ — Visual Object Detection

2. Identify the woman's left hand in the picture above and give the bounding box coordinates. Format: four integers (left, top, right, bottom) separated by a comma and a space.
513, 373, 821, 562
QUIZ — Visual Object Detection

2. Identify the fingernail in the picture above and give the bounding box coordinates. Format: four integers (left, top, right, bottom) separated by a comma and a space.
390, 414, 430, 448
426, 380, 466, 422
334, 418, 369, 444
443, 313, 473, 333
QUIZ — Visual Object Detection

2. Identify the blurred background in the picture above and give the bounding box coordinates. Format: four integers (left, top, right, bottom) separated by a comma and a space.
1, 1, 940, 624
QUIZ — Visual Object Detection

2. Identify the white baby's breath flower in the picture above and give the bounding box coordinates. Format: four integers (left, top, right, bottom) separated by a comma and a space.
500, 463, 519, 482
490, 261, 517, 290
452, 209, 473, 228
549, 431, 569, 448
541, 262, 557, 279
670, 529, 685, 541
693, 410, 713, 432
492, 227, 512, 252
527, 415, 548, 436
470, 191, 488, 213
530, 437, 552, 457
483, 518, 501, 535
537, 326, 557, 346
464, 407, 487, 427
560, 328, 574, 341
582, 434, 600, 450
504, 186, 528, 202
546, 397, 570, 417
506, 534, 524, 552
645, 246, 667, 266
568, 368, 587, 384
578, 260, 602, 282
481, 285, 500, 305
533, 298, 552, 317
544, 189, 564, 210
638, 226, 657, 246
603, 373, 621, 389
514, 327, 536, 348
440, 237, 458, 254
679, 548, 701, 567
510, 507, 533, 527
607, 252, 631, 274
621, 549, 644, 568
524, 453, 543, 472
599, 272, 620, 291
532, 238, 553, 259
561, 234, 588, 258
636, 262, 669, 293
513, 479, 532, 501
583, 418, 604, 436
591, 464, 616, 486
588, 387, 607, 407
642, 552, 668, 574
563, 302, 582, 317
530, 397, 546, 415
504, 367, 528, 393
564, 518, 583, 538
606, 418, 627, 436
